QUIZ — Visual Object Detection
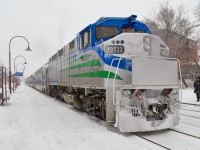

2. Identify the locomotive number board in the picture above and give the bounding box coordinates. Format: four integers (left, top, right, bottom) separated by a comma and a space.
105, 45, 125, 54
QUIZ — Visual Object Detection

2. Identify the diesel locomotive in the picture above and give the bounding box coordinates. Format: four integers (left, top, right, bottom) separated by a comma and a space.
26, 15, 180, 132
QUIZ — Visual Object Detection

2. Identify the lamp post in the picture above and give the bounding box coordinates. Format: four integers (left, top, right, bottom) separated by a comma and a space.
16, 67, 25, 72
15, 66, 25, 88
16, 63, 26, 73
16, 63, 26, 69
13, 55, 27, 92
13, 59, 27, 92
9, 36, 31, 94
14, 55, 27, 76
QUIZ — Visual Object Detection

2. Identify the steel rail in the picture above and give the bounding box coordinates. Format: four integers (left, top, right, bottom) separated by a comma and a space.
169, 128, 200, 140
181, 102, 200, 106
179, 114, 200, 119
131, 133, 171, 150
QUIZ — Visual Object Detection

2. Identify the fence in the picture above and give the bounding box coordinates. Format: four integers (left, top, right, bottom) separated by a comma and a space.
0, 66, 9, 105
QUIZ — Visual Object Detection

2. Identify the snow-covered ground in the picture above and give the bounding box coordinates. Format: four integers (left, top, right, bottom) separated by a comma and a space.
0, 84, 199, 150
181, 88, 198, 103
0, 84, 163, 150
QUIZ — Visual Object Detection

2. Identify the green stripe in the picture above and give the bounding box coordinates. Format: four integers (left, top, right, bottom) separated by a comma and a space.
79, 54, 92, 61
63, 59, 101, 71
70, 70, 123, 80
64, 53, 92, 65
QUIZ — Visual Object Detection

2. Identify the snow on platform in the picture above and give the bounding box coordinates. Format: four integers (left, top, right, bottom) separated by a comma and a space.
0, 84, 162, 150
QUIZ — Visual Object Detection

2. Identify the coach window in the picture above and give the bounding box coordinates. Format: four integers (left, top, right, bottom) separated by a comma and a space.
69, 40, 75, 50
96, 26, 118, 40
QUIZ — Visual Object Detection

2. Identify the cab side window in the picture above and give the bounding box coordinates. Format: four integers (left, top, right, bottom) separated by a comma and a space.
79, 30, 91, 49
80, 36, 84, 49
84, 30, 91, 47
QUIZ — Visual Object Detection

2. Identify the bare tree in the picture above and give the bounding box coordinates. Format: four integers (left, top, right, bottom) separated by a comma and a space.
144, 1, 200, 87
145, 2, 192, 47
194, 2, 200, 21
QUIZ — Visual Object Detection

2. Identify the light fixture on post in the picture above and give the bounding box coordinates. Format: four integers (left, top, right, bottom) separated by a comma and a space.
13, 59, 27, 92
15, 66, 25, 88
25, 45, 32, 51
9, 36, 32, 94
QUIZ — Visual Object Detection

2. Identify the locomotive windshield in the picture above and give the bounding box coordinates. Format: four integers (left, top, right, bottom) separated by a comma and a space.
96, 26, 118, 40
122, 27, 136, 33
122, 27, 147, 33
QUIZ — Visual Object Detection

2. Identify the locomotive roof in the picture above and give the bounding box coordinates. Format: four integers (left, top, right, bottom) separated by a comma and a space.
78, 15, 152, 35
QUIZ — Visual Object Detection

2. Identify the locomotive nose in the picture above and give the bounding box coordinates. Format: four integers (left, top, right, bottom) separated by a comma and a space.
103, 33, 169, 58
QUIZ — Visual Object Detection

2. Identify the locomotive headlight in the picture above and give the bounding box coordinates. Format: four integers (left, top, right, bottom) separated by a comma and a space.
173, 89, 179, 95
123, 90, 131, 97
143, 36, 151, 52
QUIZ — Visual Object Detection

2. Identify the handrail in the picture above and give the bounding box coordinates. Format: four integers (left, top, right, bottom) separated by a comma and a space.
113, 57, 122, 105
106, 58, 121, 105
106, 58, 121, 88
178, 59, 183, 101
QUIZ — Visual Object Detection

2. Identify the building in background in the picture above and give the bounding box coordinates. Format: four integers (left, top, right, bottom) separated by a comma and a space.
153, 29, 199, 78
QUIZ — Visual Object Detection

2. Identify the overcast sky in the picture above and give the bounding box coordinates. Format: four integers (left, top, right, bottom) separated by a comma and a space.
0, 0, 199, 77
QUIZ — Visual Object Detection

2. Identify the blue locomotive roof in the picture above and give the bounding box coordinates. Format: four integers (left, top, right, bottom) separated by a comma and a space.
95, 15, 151, 33
78, 15, 151, 46
78, 15, 151, 35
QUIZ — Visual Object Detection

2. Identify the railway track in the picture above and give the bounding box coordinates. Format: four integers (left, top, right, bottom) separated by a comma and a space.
169, 128, 200, 139
181, 102, 200, 106
180, 102, 200, 127
57, 100, 200, 150
131, 127, 200, 150
131, 132, 171, 150
114, 102, 200, 149
51, 97, 200, 149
